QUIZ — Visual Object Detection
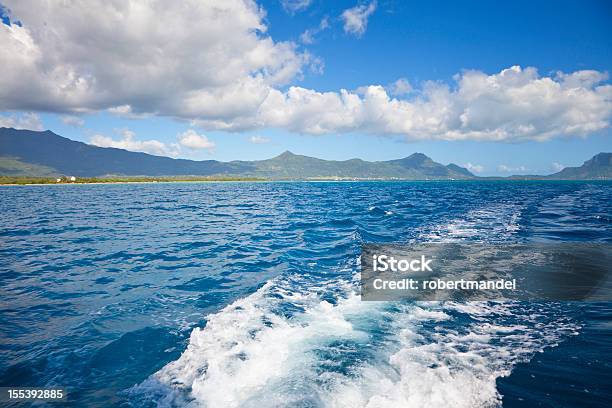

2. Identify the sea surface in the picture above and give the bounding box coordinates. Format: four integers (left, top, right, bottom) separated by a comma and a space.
0, 181, 611, 407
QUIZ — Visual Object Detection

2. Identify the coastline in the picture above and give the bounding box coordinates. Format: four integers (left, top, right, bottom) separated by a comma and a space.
0, 177, 265, 186
2, 178, 610, 186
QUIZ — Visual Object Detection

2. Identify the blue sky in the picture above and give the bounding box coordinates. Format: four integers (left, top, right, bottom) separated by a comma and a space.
1, 0, 611, 175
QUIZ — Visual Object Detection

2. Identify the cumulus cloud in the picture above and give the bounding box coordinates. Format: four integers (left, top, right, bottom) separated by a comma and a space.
300, 17, 330, 45
178, 129, 215, 152
341, 1, 377, 37
388, 78, 413, 96
0, 112, 43, 130
497, 164, 528, 173
0, 0, 309, 119
91, 129, 180, 157
249, 135, 271, 144
281, 0, 313, 14
60, 115, 84, 127
463, 163, 484, 173
0, 3, 611, 143
90, 128, 215, 157
191, 66, 612, 141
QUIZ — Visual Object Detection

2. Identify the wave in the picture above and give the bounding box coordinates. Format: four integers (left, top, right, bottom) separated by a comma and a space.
129, 202, 579, 407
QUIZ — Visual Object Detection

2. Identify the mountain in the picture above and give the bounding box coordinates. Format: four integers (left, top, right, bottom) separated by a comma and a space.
0, 128, 474, 179
0, 156, 58, 176
446, 163, 475, 178
547, 153, 612, 180
2, 128, 609, 180
0, 127, 246, 177
247, 151, 472, 179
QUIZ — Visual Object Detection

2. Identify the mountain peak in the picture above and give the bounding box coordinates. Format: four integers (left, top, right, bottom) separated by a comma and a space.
549, 152, 612, 179
392, 152, 434, 167
274, 150, 298, 159
1, 127, 58, 137
584, 152, 612, 167
404, 153, 433, 163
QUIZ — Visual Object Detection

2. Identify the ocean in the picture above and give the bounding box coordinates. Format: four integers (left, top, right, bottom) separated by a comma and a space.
0, 181, 610, 407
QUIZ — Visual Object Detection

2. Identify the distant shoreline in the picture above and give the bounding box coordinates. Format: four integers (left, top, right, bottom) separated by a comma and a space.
0, 179, 265, 186
2, 177, 610, 186
0, 176, 266, 186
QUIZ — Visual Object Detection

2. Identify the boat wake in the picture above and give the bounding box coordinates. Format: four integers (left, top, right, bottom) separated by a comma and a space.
129, 203, 579, 407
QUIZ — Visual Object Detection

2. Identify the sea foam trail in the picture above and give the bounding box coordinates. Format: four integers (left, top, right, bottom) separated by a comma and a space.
130, 203, 578, 408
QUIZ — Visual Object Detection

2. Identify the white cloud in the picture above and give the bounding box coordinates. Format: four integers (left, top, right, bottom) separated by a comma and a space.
107, 105, 133, 117
299, 31, 315, 45
497, 164, 528, 173
178, 129, 215, 152
308, 56, 325, 75
341, 1, 377, 37
107, 105, 150, 119
388, 78, 413, 96
249, 135, 271, 144
0, 0, 309, 119
463, 162, 484, 173
194, 65, 607, 142
0, 112, 43, 130
281, 0, 313, 14
90, 129, 179, 157
60, 115, 84, 127
90, 128, 215, 157
551, 162, 565, 172
300, 17, 330, 45
0, 3, 610, 143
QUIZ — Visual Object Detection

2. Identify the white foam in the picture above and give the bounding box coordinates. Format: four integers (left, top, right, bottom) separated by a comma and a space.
321, 301, 578, 408
131, 274, 387, 407
420, 203, 523, 243
131, 202, 579, 407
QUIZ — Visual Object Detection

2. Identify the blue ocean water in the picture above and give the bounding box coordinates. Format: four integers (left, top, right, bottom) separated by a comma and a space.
0, 181, 610, 407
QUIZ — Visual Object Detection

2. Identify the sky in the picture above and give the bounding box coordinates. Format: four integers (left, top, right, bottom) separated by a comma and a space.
0, 0, 611, 176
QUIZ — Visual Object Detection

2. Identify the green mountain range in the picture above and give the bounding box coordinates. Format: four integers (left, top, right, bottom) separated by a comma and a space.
1, 128, 610, 180
0, 128, 474, 179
